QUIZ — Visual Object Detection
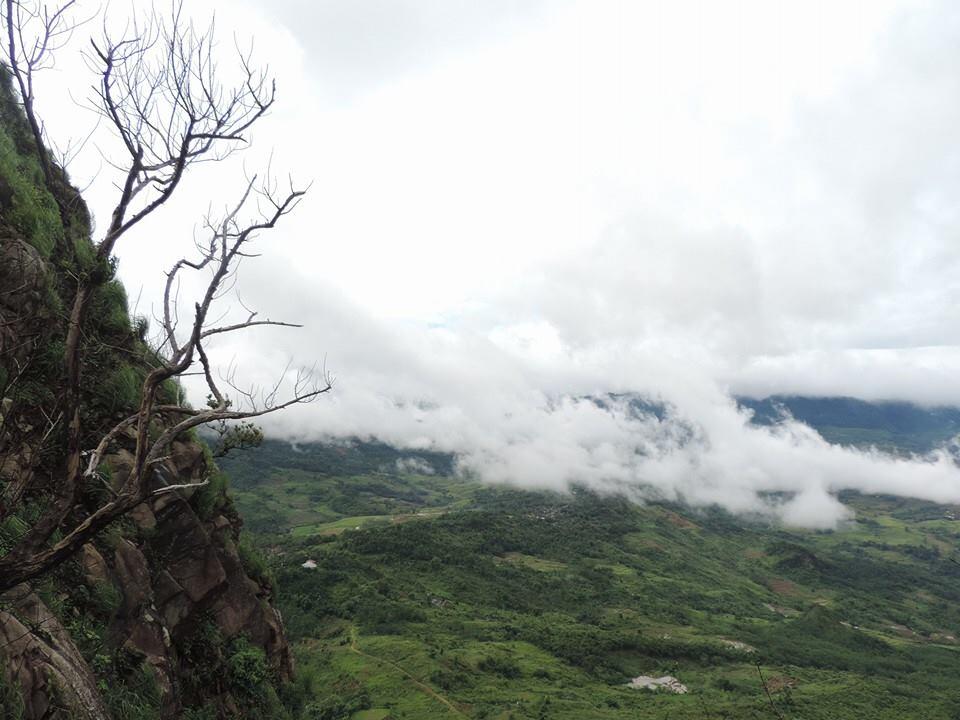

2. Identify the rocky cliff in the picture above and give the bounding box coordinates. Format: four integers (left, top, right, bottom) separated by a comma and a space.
0, 71, 293, 719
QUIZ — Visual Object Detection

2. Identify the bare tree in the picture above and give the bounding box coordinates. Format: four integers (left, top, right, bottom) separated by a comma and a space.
0, 2, 330, 593
3, 0, 80, 184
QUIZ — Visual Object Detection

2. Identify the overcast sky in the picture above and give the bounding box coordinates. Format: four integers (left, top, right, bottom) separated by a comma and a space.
35, 0, 960, 525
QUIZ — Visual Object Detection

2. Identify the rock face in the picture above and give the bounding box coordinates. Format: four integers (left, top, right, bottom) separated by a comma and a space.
0, 436, 293, 719
0, 434, 293, 720
0, 585, 111, 720
0, 237, 47, 365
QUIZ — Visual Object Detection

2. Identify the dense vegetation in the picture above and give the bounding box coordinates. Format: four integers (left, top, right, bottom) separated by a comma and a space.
221, 426, 960, 720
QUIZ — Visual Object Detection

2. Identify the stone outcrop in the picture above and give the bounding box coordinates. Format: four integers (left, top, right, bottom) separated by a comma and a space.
0, 236, 47, 365
627, 674, 689, 694
0, 436, 293, 719
0, 585, 111, 720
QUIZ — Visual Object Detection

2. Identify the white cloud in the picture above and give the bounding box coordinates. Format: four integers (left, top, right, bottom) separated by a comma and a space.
25, 0, 960, 526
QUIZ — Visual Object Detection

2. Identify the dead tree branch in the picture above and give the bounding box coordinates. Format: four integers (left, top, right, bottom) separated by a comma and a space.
2, 0, 82, 183
0, 2, 327, 593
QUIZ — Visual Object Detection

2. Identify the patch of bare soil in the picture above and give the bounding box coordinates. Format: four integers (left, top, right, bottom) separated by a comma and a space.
662, 510, 698, 529
767, 578, 800, 596
766, 675, 798, 693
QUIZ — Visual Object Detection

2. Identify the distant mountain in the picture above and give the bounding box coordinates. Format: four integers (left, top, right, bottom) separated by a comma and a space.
738, 395, 960, 454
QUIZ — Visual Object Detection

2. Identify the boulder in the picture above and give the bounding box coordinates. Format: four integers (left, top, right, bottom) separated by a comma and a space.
80, 544, 110, 587
0, 585, 111, 720
114, 539, 153, 614
0, 238, 47, 364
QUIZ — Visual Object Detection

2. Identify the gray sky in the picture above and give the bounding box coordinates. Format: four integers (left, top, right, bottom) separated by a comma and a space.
35, 0, 960, 525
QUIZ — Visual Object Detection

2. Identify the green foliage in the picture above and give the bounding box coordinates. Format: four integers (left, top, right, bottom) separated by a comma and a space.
227, 638, 271, 702
158, 376, 186, 405
301, 675, 371, 720
7, 336, 65, 407
88, 278, 132, 339
210, 418, 265, 457
28, 558, 170, 719
177, 617, 288, 719
0, 55, 295, 720
180, 708, 217, 720
224, 637, 287, 719
477, 655, 522, 679
177, 615, 227, 703
238, 532, 273, 588
192, 470, 230, 521
0, 514, 30, 554
102, 666, 163, 720
0, 110, 62, 257
217, 439, 472, 537
89, 580, 122, 618
98, 363, 143, 416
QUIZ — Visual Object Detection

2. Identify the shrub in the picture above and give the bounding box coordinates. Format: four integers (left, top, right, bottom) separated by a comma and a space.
301, 689, 370, 720
180, 707, 217, 720
238, 533, 273, 588
0, 663, 25, 719
225, 637, 287, 719
99, 363, 143, 416
102, 665, 162, 720
226, 638, 270, 703
192, 471, 229, 521
88, 279, 131, 339
157, 377, 187, 405
478, 655, 522, 679
89, 580, 122, 617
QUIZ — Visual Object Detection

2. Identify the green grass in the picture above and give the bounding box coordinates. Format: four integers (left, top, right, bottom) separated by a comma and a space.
0, 110, 62, 257
353, 711, 392, 720
495, 552, 568, 572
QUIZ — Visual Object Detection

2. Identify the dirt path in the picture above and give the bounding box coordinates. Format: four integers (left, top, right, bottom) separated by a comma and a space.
348, 627, 469, 718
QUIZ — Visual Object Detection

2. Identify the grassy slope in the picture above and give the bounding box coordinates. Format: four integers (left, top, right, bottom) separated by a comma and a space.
221, 440, 960, 720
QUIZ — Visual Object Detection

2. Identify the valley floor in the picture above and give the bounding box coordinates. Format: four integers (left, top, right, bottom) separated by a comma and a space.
221, 441, 960, 719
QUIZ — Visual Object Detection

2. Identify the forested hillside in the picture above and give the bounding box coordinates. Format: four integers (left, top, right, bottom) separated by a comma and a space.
740, 396, 960, 454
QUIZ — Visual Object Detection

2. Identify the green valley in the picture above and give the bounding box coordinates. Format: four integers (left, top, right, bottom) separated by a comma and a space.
221, 436, 960, 719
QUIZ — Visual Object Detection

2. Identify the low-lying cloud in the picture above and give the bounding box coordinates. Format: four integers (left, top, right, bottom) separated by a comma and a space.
67, 0, 960, 528
187, 255, 960, 530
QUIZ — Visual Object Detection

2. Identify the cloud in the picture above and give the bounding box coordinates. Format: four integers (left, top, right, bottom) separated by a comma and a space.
175, 0, 960, 529
394, 457, 436, 475
29, 1, 960, 527
734, 348, 960, 406
189, 255, 960, 530
259, 0, 568, 103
